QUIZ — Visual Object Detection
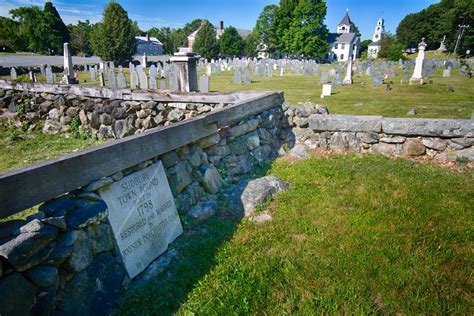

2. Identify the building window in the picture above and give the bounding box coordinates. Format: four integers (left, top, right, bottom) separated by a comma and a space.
341, 44, 345, 50
335, 43, 338, 49
340, 54, 344, 60
375, 34, 379, 39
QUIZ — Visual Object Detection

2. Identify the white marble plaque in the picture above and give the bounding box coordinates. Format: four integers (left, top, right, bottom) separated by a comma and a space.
99, 161, 183, 278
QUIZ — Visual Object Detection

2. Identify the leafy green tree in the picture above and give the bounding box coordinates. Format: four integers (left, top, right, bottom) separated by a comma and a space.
219, 26, 244, 57
148, 27, 174, 54
43, 2, 70, 54
351, 22, 361, 38
359, 39, 372, 55
285, 0, 329, 58
10, 6, 49, 53
244, 32, 259, 57
0, 17, 25, 52
68, 20, 93, 56
254, 5, 279, 53
193, 21, 219, 60
378, 33, 405, 61
130, 20, 142, 36
90, 2, 136, 63
275, 0, 299, 52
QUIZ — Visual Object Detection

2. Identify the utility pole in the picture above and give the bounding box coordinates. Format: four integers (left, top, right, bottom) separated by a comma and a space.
454, 17, 470, 56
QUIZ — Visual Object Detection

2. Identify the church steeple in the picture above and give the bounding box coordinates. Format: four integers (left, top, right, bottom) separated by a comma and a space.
372, 17, 385, 42
337, 10, 353, 34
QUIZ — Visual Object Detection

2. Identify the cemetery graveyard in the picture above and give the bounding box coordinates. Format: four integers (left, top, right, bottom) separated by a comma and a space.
0, 1, 473, 315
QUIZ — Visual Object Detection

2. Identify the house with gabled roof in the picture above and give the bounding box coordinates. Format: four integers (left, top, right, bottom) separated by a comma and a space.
328, 11, 360, 62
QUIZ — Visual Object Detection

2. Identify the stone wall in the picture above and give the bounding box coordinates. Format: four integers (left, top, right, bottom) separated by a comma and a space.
0, 89, 287, 315
285, 104, 474, 162
0, 81, 241, 140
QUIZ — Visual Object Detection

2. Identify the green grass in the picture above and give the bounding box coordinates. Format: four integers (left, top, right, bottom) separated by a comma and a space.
205, 66, 474, 119
117, 154, 473, 315
0, 126, 100, 173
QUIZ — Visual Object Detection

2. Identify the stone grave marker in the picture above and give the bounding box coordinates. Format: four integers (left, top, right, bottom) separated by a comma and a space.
39, 64, 45, 76
443, 67, 451, 78
118, 66, 123, 73
320, 71, 329, 84
46, 65, 54, 84
243, 68, 251, 84
99, 71, 105, 87
10, 68, 17, 80
107, 68, 116, 89
117, 72, 127, 89
149, 75, 157, 89
99, 161, 183, 279
139, 71, 148, 89
149, 65, 157, 79
373, 72, 384, 86
206, 64, 212, 77
159, 79, 166, 90
199, 75, 209, 93
321, 84, 332, 98
234, 68, 242, 85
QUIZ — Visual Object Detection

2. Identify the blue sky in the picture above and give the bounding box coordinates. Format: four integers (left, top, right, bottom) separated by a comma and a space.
0, 0, 439, 40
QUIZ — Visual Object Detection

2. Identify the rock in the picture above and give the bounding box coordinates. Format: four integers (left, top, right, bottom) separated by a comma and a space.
42, 216, 67, 231
232, 176, 289, 217
24, 266, 59, 289
168, 161, 192, 195
246, 133, 260, 150
198, 133, 220, 149
110, 106, 126, 120
188, 200, 218, 223
202, 165, 224, 194
0, 220, 25, 240
229, 137, 248, 155
48, 108, 60, 121
422, 138, 447, 151
79, 109, 88, 125
66, 107, 79, 117
357, 132, 379, 144
30, 286, 56, 316
407, 109, 417, 116
0, 225, 58, 271
64, 230, 92, 273
167, 108, 183, 122
161, 151, 179, 168
310, 115, 383, 133
99, 113, 112, 125
39, 101, 53, 114
90, 112, 100, 129
58, 252, 124, 315
329, 132, 359, 152
228, 119, 259, 138
39, 197, 75, 216
114, 118, 135, 139
0, 273, 37, 316
188, 149, 203, 168
456, 148, 474, 161
185, 182, 204, 205
88, 224, 115, 254
380, 136, 406, 144
293, 117, 309, 128
66, 200, 108, 229
251, 212, 273, 224
289, 144, 308, 159
76, 191, 102, 201
450, 137, 474, 148
370, 143, 398, 156
19, 219, 44, 233
43, 120, 62, 134
98, 124, 114, 139
83, 177, 113, 192
382, 118, 473, 137
252, 145, 272, 162
404, 139, 426, 156
222, 154, 253, 176
45, 230, 77, 265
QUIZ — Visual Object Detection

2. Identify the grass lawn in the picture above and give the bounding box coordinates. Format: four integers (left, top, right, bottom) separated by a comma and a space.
116, 154, 473, 315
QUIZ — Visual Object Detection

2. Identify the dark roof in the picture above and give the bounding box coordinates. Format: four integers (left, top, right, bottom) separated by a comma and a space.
334, 33, 357, 44
339, 12, 352, 26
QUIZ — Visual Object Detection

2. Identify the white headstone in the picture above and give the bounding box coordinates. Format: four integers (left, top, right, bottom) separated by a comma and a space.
107, 68, 116, 89
139, 71, 149, 89
10, 68, 17, 80
99, 162, 183, 278
410, 38, 427, 85
321, 84, 332, 98
61, 42, 77, 84
199, 75, 209, 93
130, 69, 139, 89
206, 64, 212, 77
343, 58, 353, 85
117, 72, 127, 89
46, 65, 54, 84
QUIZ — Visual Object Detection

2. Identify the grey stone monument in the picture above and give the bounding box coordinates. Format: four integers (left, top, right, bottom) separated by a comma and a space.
10, 68, 17, 80
130, 69, 139, 89
107, 68, 116, 89
410, 38, 427, 85
61, 42, 78, 84
199, 75, 209, 93
45, 65, 54, 84
169, 52, 199, 92
117, 72, 127, 89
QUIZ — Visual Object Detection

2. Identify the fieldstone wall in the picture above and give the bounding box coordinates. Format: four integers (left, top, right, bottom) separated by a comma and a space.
285, 103, 474, 162
0, 92, 287, 315
0, 87, 228, 140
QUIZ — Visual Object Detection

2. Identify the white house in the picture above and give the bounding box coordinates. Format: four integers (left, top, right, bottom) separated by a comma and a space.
135, 35, 163, 55
368, 18, 385, 59
328, 11, 360, 62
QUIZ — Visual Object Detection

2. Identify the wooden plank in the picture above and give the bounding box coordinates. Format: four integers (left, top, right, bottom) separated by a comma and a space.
205, 92, 284, 127
0, 118, 217, 218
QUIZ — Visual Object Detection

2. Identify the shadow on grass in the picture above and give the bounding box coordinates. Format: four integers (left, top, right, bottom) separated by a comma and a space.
114, 162, 275, 315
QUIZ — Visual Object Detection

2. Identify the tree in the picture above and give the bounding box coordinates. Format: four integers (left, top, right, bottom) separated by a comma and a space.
148, 27, 174, 54
254, 5, 279, 53
90, 2, 136, 63
193, 21, 219, 60
378, 33, 405, 61
275, 0, 299, 52
68, 20, 93, 56
285, 0, 329, 58
244, 32, 259, 57
10, 6, 49, 53
359, 39, 372, 55
219, 26, 244, 57
130, 20, 142, 36
0, 17, 25, 52
351, 22, 361, 38
43, 2, 70, 54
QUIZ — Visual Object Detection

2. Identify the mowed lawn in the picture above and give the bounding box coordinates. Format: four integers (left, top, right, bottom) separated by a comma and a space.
117, 155, 473, 315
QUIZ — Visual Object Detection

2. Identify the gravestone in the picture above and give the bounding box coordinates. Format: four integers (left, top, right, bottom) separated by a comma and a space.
321, 84, 332, 98
243, 68, 252, 84
90, 67, 96, 81
149, 65, 157, 79
343, 59, 353, 85
410, 38, 427, 85
199, 75, 209, 93
99, 71, 105, 87
139, 71, 149, 89
107, 69, 116, 89
118, 66, 123, 73
99, 162, 183, 278
234, 68, 242, 85
373, 72, 384, 86
39, 64, 45, 76
206, 64, 212, 77
61, 43, 78, 84
443, 68, 451, 78
130, 70, 138, 89
117, 72, 127, 89
149, 75, 157, 89
46, 65, 54, 84
320, 71, 329, 85
29, 71, 36, 82
10, 68, 17, 80
159, 80, 166, 90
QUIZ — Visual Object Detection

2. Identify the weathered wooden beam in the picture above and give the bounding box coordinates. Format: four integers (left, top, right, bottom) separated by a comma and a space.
0, 118, 217, 218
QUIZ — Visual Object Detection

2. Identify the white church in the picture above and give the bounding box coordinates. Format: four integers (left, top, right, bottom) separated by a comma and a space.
368, 18, 385, 59
328, 11, 360, 62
